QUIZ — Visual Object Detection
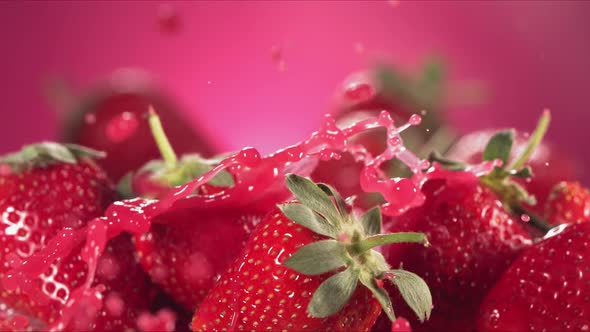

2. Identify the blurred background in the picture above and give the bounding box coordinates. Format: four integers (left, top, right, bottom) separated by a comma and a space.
1, 1, 589, 182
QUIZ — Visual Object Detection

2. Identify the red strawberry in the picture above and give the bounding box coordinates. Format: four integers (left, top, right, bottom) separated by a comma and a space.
447, 128, 578, 216
54, 71, 216, 181
313, 62, 452, 210
377, 112, 554, 332
0, 143, 152, 330
477, 222, 590, 332
127, 111, 280, 310
545, 181, 590, 225
382, 177, 532, 332
134, 206, 264, 310
192, 174, 433, 331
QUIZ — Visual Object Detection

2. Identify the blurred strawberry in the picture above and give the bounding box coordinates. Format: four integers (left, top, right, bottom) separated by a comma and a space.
313, 61, 453, 209
545, 181, 590, 224
0, 143, 152, 330
47, 70, 217, 181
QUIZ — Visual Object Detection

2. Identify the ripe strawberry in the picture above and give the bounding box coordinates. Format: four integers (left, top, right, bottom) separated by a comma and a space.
56, 71, 216, 181
129, 111, 292, 310
192, 174, 433, 331
0, 143, 152, 330
545, 181, 590, 225
382, 177, 532, 332
377, 113, 554, 332
447, 128, 578, 215
477, 222, 590, 332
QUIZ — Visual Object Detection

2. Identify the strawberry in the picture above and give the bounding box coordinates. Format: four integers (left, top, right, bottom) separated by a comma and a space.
0, 143, 152, 330
192, 174, 433, 331
120, 108, 234, 200
132, 112, 318, 311
55, 72, 216, 181
313, 61, 452, 210
545, 181, 590, 225
382, 177, 532, 332
477, 222, 590, 332
377, 113, 558, 331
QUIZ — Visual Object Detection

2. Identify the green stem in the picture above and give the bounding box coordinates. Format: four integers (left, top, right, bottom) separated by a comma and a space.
351, 232, 428, 255
511, 204, 553, 234
148, 106, 178, 169
509, 110, 551, 171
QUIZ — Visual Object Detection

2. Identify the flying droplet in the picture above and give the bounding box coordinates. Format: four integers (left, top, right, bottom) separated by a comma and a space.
391, 317, 412, 332
521, 214, 531, 223
409, 114, 422, 126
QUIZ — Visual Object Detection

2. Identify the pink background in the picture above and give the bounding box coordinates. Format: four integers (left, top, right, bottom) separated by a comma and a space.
1, 1, 589, 177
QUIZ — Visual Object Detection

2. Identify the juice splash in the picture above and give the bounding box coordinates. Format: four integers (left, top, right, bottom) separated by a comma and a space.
2, 110, 495, 331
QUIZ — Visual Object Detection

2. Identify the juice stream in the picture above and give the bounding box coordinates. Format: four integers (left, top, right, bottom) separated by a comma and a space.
2, 111, 497, 331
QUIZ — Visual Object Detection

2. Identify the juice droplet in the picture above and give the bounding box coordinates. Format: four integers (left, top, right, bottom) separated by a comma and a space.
105, 111, 139, 144
391, 317, 412, 332
409, 114, 422, 126
236, 147, 261, 167
521, 214, 531, 223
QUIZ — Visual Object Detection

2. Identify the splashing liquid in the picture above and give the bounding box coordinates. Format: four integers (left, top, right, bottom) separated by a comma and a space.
2, 111, 497, 331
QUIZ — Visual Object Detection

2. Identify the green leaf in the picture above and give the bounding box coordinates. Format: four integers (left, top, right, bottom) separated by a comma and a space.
116, 172, 135, 199
285, 174, 341, 224
317, 183, 348, 218
360, 207, 382, 236
283, 240, 349, 275
279, 204, 337, 238
308, 267, 359, 318
428, 151, 467, 171
482, 130, 514, 165
352, 232, 429, 255
63, 144, 106, 159
359, 272, 396, 322
182, 155, 234, 187
0, 142, 105, 171
388, 269, 432, 322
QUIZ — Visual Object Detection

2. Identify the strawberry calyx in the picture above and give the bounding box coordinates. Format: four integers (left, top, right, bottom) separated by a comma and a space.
432, 111, 553, 233
120, 108, 233, 198
0, 142, 104, 173
280, 174, 432, 323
